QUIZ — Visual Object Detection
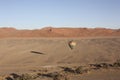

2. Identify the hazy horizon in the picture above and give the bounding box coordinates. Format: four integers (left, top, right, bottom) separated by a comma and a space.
0, 0, 120, 29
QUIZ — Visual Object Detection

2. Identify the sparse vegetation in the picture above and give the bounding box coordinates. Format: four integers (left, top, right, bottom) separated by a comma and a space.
4, 73, 38, 80
2, 61, 120, 80
113, 59, 120, 67
62, 66, 89, 75
15, 74, 34, 80
75, 66, 89, 74
63, 67, 75, 73
90, 63, 113, 69
38, 72, 68, 80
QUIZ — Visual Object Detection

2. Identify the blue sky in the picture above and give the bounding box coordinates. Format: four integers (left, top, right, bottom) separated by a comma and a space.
0, 0, 120, 29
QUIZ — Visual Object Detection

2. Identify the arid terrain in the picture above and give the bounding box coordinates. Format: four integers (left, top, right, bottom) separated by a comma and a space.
0, 27, 120, 80
0, 27, 120, 38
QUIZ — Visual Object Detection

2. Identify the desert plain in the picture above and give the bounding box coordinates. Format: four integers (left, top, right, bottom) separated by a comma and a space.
0, 27, 120, 80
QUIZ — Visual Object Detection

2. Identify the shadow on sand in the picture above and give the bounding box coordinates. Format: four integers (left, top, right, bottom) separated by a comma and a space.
30, 51, 45, 55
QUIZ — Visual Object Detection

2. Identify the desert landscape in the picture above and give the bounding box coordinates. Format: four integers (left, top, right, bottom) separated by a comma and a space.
0, 27, 120, 80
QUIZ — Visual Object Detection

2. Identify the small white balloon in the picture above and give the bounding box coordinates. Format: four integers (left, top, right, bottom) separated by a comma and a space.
69, 40, 76, 49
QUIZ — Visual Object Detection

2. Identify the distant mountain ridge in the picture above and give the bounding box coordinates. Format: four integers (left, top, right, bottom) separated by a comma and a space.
0, 27, 120, 38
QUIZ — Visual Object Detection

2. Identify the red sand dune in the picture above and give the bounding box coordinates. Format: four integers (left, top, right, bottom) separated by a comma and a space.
0, 27, 120, 38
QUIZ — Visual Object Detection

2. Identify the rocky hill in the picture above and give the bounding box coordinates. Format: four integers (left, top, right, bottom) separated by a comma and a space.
0, 27, 120, 38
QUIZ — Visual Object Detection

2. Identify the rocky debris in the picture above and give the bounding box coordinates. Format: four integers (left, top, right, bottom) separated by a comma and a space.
1, 61, 120, 80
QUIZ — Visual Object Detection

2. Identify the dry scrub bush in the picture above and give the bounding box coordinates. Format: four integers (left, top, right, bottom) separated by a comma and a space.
113, 59, 120, 67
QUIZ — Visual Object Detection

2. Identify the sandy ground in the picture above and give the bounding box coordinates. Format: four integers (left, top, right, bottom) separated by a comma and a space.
0, 37, 120, 80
